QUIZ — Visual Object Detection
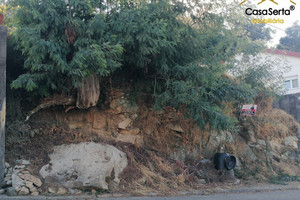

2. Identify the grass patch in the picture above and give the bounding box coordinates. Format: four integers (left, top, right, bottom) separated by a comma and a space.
268, 174, 300, 185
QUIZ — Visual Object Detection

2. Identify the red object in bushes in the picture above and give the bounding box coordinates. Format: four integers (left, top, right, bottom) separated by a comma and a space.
0, 14, 3, 25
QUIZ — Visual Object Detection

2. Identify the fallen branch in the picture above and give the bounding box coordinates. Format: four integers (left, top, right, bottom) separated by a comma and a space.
25, 94, 75, 122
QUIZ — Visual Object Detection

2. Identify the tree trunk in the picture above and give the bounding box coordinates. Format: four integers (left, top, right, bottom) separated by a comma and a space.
76, 73, 100, 109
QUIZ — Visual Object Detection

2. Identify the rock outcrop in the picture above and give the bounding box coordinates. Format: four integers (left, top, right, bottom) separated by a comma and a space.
39, 142, 128, 190
1, 160, 42, 196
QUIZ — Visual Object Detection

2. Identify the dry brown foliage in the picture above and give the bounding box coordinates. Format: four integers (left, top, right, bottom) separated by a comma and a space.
135, 106, 210, 156
252, 108, 299, 140
240, 96, 300, 140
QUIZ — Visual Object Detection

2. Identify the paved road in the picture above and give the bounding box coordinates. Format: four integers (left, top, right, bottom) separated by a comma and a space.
103, 190, 300, 200
1, 190, 300, 200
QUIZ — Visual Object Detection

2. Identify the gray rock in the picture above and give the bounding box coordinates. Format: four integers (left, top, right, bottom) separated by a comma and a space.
122, 102, 138, 113
268, 140, 282, 152
225, 169, 235, 179
234, 179, 241, 185
131, 113, 138, 120
5, 180, 12, 186
198, 179, 206, 184
5, 162, 10, 168
18, 186, 30, 195
240, 145, 257, 161
200, 159, 211, 164
16, 160, 31, 165
4, 176, 12, 182
57, 187, 68, 195
7, 167, 13, 175
30, 131, 35, 138
118, 118, 132, 129
19, 174, 42, 187
48, 186, 57, 194
240, 130, 256, 143
31, 191, 39, 196
0, 189, 5, 194
170, 145, 201, 162
40, 142, 128, 190
257, 139, 266, 146
12, 173, 26, 192
69, 188, 81, 195
25, 181, 37, 192
283, 136, 298, 149
6, 187, 17, 196
282, 151, 291, 160
234, 157, 242, 170
168, 124, 184, 133
223, 131, 234, 143
14, 165, 26, 169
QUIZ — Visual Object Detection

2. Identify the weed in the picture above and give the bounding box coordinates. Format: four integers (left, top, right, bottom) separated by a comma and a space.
268, 174, 300, 185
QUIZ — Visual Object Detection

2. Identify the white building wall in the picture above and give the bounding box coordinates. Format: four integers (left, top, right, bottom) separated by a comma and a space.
263, 52, 300, 95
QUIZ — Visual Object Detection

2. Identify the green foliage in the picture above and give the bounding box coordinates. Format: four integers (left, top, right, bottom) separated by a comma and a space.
0, 4, 6, 14
9, 0, 123, 96
108, 0, 266, 130
234, 165, 263, 180
277, 21, 300, 53
7, 0, 274, 131
269, 173, 300, 185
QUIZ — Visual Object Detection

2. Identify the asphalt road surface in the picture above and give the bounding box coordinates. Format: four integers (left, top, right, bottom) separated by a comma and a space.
1, 190, 300, 200
101, 190, 300, 200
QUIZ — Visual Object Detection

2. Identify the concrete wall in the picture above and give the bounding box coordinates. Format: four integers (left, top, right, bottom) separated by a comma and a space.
0, 25, 7, 184
275, 93, 300, 123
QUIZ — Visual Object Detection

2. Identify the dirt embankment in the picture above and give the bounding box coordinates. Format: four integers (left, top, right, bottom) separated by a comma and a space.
5, 88, 300, 195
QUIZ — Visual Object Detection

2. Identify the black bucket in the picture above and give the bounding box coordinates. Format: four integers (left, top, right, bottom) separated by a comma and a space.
224, 155, 236, 170
214, 153, 236, 170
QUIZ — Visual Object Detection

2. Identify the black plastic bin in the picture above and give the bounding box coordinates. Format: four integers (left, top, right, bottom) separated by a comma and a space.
214, 153, 236, 170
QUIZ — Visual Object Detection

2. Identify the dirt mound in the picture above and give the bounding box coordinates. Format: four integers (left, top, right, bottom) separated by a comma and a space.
6, 121, 227, 195
5, 89, 300, 195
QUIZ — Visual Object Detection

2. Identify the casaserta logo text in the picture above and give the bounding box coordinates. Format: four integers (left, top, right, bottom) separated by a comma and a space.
239, 0, 296, 24
240, 0, 296, 6
245, 8, 292, 15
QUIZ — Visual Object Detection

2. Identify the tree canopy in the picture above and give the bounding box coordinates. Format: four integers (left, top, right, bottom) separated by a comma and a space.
277, 21, 300, 53
6, 0, 274, 131
10, 0, 123, 96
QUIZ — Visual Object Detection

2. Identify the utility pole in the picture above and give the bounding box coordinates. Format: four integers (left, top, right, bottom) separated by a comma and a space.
0, 25, 7, 184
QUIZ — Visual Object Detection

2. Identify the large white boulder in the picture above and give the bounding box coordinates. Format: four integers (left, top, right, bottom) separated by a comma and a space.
39, 142, 128, 190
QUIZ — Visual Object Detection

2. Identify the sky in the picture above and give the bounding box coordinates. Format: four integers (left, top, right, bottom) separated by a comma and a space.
239, 0, 300, 47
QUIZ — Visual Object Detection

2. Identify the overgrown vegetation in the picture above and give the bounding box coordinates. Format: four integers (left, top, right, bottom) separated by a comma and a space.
269, 174, 300, 185
5, 0, 279, 131
277, 21, 300, 53
3, 1, 300, 194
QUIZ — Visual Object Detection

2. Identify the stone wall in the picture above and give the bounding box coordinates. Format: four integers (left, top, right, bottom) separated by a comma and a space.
275, 93, 300, 123
0, 25, 7, 184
